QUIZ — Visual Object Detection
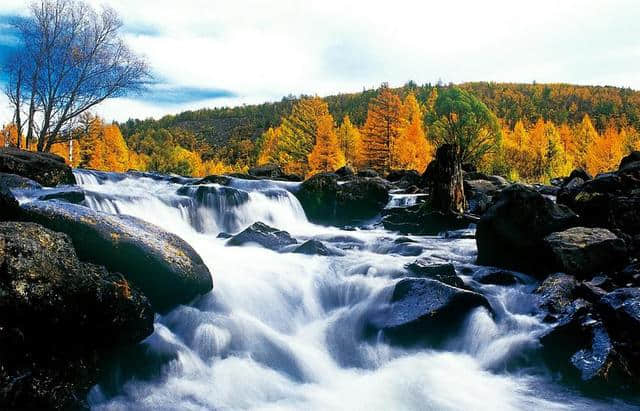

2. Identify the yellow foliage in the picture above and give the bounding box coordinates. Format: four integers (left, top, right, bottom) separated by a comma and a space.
336, 115, 362, 167
394, 93, 433, 172
585, 126, 625, 176
307, 114, 345, 176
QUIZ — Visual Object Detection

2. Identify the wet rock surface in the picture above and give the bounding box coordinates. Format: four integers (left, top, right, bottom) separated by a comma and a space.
0, 222, 154, 410
0, 147, 76, 187
368, 278, 490, 345
227, 221, 297, 250
16, 200, 213, 312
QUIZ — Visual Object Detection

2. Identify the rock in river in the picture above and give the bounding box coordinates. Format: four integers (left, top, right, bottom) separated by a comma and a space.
227, 221, 297, 251
476, 184, 579, 275
16, 200, 213, 312
544, 227, 628, 278
0, 221, 154, 409
368, 278, 490, 345
0, 147, 75, 187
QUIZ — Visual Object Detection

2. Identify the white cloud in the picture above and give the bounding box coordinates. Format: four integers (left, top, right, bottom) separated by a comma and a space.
1, 0, 639, 122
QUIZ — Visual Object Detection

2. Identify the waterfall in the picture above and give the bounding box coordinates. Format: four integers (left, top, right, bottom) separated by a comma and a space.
41, 169, 631, 410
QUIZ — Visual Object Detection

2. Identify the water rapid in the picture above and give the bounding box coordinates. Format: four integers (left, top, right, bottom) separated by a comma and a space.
35, 169, 635, 410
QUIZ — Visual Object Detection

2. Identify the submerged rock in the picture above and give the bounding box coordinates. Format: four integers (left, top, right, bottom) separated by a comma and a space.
227, 222, 297, 250
0, 222, 154, 410
293, 239, 343, 256
0, 147, 76, 187
405, 258, 464, 288
544, 227, 627, 278
476, 184, 579, 275
368, 278, 490, 345
16, 200, 213, 312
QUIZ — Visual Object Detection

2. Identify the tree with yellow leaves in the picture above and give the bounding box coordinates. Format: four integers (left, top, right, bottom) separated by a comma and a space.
102, 124, 131, 172
278, 97, 331, 174
256, 127, 281, 165
336, 115, 362, 167
0, 124, 19, 148
574, 114, 599, 169
307, 114, 345, 176
394, 93, 432, 172
361, 84, 405, 173
585, 126, 625, 175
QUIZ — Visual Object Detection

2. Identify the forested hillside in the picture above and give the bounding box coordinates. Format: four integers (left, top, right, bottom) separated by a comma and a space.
119, 82, 640, 147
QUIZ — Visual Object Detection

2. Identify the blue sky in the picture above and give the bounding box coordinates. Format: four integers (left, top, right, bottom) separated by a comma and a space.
1, 0, 639, 122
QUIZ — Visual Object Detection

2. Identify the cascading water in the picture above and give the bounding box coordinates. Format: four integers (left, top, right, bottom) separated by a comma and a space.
29, 169, 634, 410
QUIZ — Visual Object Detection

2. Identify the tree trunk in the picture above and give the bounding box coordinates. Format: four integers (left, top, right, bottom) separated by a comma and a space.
423, 144, 466, 214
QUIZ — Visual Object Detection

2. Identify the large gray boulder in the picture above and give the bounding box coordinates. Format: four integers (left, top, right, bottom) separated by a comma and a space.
0, 222, 154, 409
0, 147, 75, 186
476, 184, 579, 275
16, 200, 213, 312
226, 221, 297, 251
544, 227, 628, 278
367, 278, 490, 345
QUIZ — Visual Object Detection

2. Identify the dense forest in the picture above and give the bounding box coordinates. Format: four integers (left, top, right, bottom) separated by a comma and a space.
3, 82, 639, 182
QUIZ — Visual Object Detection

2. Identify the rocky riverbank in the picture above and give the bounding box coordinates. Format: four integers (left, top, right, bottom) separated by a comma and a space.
0, 148, 213, 409
2, 146, 640, 406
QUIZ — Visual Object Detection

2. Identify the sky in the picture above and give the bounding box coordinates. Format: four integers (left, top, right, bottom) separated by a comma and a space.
0, 0, 639, 123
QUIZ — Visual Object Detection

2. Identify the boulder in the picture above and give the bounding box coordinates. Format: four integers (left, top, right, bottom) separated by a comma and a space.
295, 173, 339, 223
336, 177, 391, 221
0, 187, 20, 222
619, 151, 640, 171
295, 173, 391, 224
292, 239, 343, 256
472, 268, 521, 286
536, 273, 579, 316
0, 147, 76, 186
37, 186, 86, 204
16, 200, 212, 312
386, 169, 421, 188
193, 174, 231, 186
544, 227, 627, 278
357, 168, 379, 178
476, 184, 579, 275
539, 304, 632, 386
598, 288, 640, 342
334, 165, 355, 179
0, 172, 42, 190
227, 222, 297, 251
405, 258, 464, 288
248, 163, 284, 179
567, 168, 593, 183
0, 222, 154, 409
367, 278, 490, 345
381, 203, 471, 235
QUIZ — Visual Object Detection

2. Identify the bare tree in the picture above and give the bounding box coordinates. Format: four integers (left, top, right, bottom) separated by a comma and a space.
2, 0, 150, 152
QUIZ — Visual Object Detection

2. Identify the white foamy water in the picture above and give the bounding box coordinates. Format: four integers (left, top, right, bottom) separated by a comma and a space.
23, 169, 630, 410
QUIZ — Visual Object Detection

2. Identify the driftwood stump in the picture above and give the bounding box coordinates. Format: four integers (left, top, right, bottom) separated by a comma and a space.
423, 144, 466, 214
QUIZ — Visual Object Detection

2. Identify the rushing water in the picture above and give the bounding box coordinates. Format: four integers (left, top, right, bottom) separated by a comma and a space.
28, 169, 636, 410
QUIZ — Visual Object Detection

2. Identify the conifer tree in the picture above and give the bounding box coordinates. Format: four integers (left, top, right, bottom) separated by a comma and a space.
395, 92, 432, 172
256, 127, 282, 165
574, 114, 599, 169
307, 114, 345, 176
361, 84, 404, 173
336, 115, 362, 167
278, 97, 330, 174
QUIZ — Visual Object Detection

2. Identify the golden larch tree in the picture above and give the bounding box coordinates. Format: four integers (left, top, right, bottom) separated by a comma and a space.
394, 92, 432, 172
574, 114, 599, 169
257, 126, 282, 165
336, 115, 362, 167
278, 97, 331, 175
307, 114, 345, 176
585, 126, 625, 175
361, 84, 405, 173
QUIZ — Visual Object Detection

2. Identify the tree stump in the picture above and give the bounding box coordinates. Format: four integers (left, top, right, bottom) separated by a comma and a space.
423, 144, 466, 214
